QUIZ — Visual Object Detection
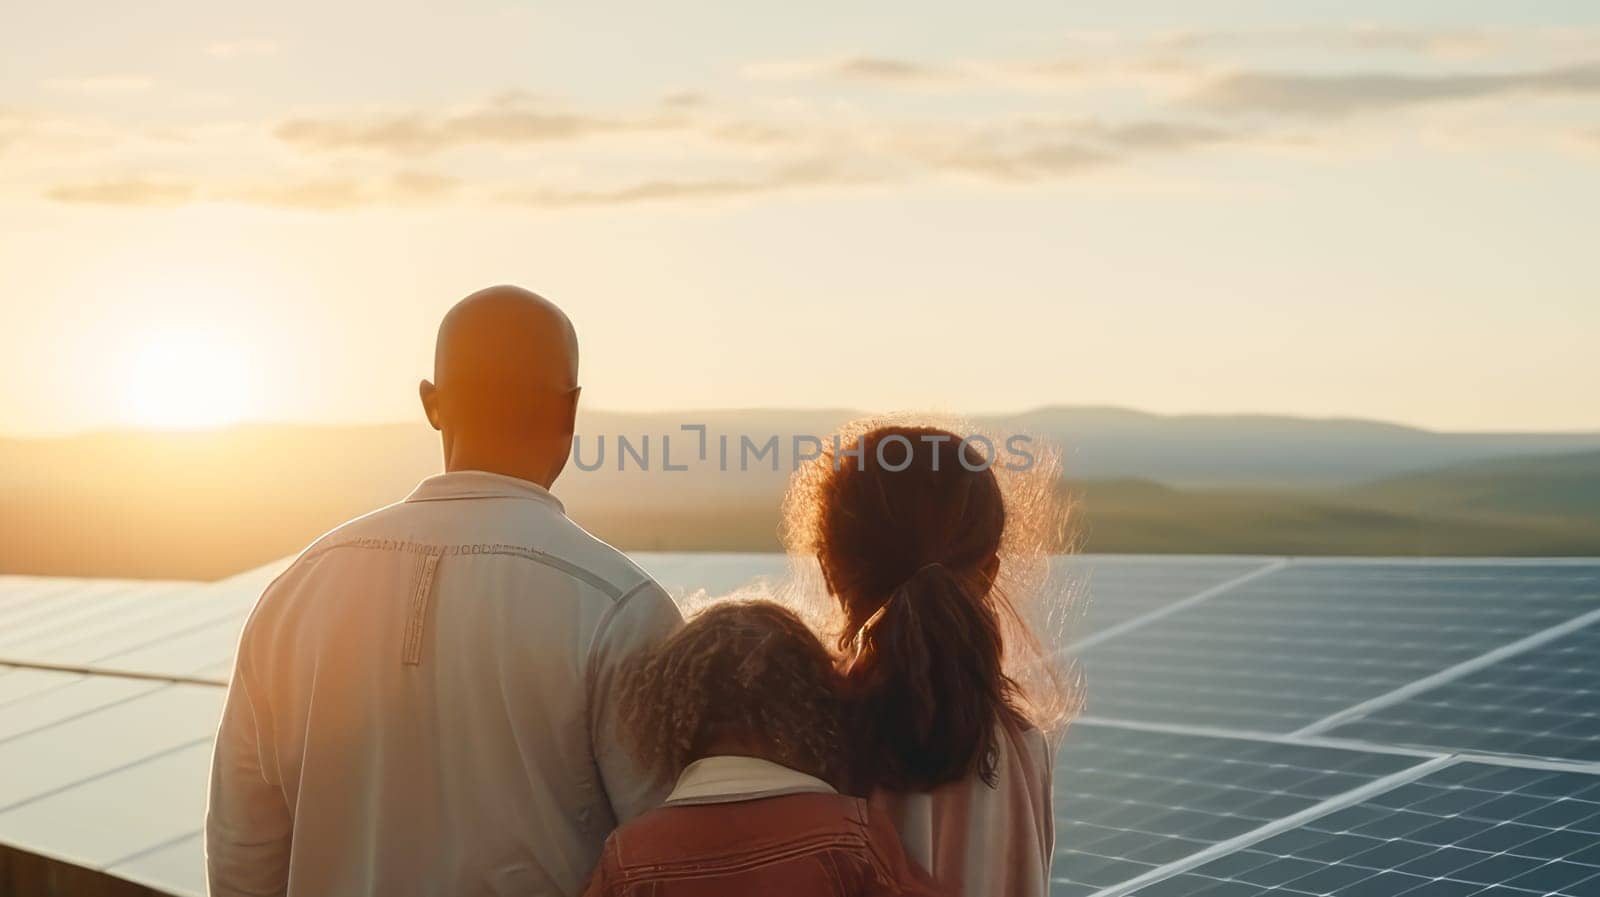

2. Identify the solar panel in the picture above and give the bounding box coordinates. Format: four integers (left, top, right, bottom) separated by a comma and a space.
0, 665, 86, 707
3, 554, 1600, 897
0, 582, 197, 654
0, 573, 261, 683
109, 832, 206, 897
1329, 620, 1600, 764
0, 740, 213, 868
0, 685, 220, 812
89, 616, 246, 682
1079, 562, 1600, 732
0, 580, 151, 632
1052, 723, 1421, 897
1051, 557, 1280, 638
1130, 762, 1600, 897
0, 587, 245, 670
0, 576, 94, 610
0, 673, 161, 742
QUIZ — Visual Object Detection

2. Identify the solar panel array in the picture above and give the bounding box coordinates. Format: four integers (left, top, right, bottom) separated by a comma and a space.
1, 554, 1597, 897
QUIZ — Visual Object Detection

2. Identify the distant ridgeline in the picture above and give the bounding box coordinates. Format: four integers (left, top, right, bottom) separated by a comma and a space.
3, 407, 1599, 578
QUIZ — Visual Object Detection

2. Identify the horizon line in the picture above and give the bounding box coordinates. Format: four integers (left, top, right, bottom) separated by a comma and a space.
7, 404, 1600, 441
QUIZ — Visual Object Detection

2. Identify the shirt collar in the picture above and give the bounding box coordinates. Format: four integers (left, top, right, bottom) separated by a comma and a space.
664, 755, 836, 806
404, 470, 565, 514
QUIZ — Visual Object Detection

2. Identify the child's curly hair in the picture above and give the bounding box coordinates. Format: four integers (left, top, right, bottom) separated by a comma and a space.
619, 600, 847, 784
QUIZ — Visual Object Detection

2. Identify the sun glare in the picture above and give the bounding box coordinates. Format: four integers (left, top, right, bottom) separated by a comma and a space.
123, 328, 258, 429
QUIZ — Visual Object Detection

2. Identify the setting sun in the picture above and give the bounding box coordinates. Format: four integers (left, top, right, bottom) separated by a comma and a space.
123, 327, 259, 429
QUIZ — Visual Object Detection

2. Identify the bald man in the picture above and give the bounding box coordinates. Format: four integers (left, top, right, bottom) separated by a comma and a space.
207, 286, 683, 897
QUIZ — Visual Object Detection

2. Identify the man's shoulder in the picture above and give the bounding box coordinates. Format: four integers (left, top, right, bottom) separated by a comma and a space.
267, 496, 662, 607
550, 522, 661, 604
239, 501, 411, 614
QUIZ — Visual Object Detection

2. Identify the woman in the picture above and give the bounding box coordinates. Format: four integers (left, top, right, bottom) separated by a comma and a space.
784, 422, 1080, 897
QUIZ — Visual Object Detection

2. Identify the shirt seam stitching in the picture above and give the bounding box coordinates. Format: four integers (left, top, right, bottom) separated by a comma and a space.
298, 538, 627, 599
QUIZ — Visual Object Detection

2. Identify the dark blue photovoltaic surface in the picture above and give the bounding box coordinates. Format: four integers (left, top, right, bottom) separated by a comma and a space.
1330, 621, 1600, 763
1127, 763, 1600, 897
1050, 724, 1419, 897
1079, 563, 1600, 731
1047, 557, 1278, 637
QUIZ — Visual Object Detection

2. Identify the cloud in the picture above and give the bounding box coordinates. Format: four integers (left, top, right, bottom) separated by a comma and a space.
1154, 25, 1600, 62
227, 171, 463, 210
743, 53, 1215, 97
893, 116, 1238, 183
275, 96, 685, 155
0, 108, 30, 152
41, 75, 154, 94
659, 91, 707, 108
205, 39, 280, 59
34, 104, 1249, 211
34, 35, 1596, 217
743, 56, 958, 85
43, 171, 461, 210
499, 161, 876, 208
1088, 120, 1234, 152
1192, 60, 1600, 116
1157, 26, 1505, 59
925, 141, 1109, 182
46, 179, 195, 206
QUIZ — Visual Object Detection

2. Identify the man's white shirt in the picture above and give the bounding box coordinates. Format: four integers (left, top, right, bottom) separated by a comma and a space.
206, 470, 683, 897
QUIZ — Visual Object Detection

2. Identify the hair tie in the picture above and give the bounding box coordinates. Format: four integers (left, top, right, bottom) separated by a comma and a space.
874, 563, 948, 623
846, 562, 951, 666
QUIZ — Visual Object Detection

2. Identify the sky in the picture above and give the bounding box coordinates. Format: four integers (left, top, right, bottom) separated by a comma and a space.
3, 1, 1600, 435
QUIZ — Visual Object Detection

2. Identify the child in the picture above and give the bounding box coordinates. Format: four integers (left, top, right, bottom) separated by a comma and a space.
582, 601, 948, 897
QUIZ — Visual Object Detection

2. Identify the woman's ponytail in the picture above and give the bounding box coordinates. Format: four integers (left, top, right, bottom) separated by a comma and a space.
846, 562, 1017, 792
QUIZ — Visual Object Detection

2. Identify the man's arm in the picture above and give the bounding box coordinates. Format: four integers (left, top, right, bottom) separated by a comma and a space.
206, 645, 292, 897
587, 579, 684, 823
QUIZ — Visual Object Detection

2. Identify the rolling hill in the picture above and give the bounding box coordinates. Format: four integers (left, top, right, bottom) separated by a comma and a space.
2, 409, 1597, 578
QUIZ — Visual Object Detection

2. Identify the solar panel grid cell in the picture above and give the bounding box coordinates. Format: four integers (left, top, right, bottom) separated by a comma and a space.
1050, 724, 1419, 897
1081, 563, 1600, 732
1050, 558, 1278, 636
1330, 622, 1600, 764
1127, 763, 1600, 897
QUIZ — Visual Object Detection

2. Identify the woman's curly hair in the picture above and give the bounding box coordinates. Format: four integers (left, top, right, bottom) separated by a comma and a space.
619, 600, 848, 784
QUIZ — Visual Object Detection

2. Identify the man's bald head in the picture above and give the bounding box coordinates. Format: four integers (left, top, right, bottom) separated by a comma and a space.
420, 285, 581, 485
434, 284, 578, 392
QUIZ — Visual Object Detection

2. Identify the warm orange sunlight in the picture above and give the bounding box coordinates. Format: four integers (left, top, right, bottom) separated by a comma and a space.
122, 326, 260, 429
